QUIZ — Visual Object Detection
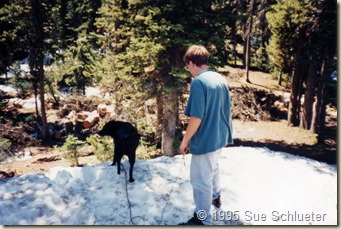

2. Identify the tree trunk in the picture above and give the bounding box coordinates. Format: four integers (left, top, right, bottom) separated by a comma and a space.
231, 21, 237, 66
287, 62, 302, 126
244, 35, 251, 83
278, 70, 283, 86
38, 54, 49, 141
241, 0, 247, 68
29, 0, 48, 142
317, 92, 327, 144
156, 84, 164, 146
33, 79, 40, 121
300, 61, 317, 129
244, 0, 255, 83
287, 35, 307, 127
161, 89, 178, 156
311, 61, 327, 144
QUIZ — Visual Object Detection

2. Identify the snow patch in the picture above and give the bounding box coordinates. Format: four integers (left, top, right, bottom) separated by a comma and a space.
0, 147, 336, 225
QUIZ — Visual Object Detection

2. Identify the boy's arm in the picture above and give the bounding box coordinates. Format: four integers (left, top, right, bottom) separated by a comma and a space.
179, 116, 202, 154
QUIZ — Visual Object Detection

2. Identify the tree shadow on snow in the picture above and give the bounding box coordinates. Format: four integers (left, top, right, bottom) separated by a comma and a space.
232, 138, 337, 165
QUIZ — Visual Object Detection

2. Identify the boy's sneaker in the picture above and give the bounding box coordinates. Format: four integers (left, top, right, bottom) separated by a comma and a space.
212, 196, 221, 208
179, 212, 204, 225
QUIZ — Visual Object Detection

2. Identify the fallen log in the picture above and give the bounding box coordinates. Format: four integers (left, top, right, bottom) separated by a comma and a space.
97, 104, 107, 117
83, 112, 100, 129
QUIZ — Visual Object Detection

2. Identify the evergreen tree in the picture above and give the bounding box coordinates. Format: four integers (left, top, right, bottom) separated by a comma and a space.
63, 31, 98, 94
0, 0, 58, 141
266, 0, 300, 85
267, 0, 337, 142
234, 0, 274, 81
0, 0, 30, 76
53, 0, 101, 94
96, 0, 230, 156
266, 0, 309, 127
28, 0, 59, 141
304, 0, 337, 141
224, 0, 245, 66
251, 0, 274, 72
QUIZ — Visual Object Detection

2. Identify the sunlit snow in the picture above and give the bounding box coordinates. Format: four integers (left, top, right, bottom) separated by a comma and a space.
0, 146, 337, 225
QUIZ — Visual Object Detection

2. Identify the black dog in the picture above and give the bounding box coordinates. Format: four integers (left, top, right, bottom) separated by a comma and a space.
98, 120, 140, 182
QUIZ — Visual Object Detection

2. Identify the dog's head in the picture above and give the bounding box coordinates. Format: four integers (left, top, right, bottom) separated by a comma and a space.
98, 120, 139, 139
97, 120, 121, 138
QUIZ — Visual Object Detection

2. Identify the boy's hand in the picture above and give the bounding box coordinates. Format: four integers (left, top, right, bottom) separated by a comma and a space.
179, 140, 189, 154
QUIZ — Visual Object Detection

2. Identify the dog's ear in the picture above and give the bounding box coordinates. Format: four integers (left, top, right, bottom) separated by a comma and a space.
98, 122, 120, 138
98, 125, 111, 137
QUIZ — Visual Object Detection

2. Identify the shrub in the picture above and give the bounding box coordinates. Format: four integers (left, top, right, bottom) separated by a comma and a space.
0, 138, 11, 162
60, 135, 85, 166
86, 134, 113, 162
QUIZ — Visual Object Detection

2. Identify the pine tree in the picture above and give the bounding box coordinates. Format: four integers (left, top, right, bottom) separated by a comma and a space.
0, 0, 30, 77
95, 0, 230, 156
267, 0, 337, 142
266, 0, 309, 127
63, 31, 98, 94
53, 0, 101, 94
0, 0, 58, 141
304, 0, 337, 141
60, 134, 85, 166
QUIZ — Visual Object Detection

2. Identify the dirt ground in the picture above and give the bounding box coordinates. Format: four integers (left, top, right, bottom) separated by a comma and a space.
1, 116, 336, 177
0, 66, 337, 177
226, 66, 337, 164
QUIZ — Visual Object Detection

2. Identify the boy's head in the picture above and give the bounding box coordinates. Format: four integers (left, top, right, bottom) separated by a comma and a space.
183, 45, 210, 67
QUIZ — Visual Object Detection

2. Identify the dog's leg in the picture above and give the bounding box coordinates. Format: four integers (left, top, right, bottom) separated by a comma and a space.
116, 158, 120, 175
111, 157, 116, 166
117, 154, 124, 175
111, 152, 117, 166
128, 156, 135, 182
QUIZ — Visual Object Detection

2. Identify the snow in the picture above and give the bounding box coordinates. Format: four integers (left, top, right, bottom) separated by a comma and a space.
0, 63, 30, 79
14, 151, 33, 161
0, 85, 19, 97
0, 146, 337, 225
85, 87, 101, 97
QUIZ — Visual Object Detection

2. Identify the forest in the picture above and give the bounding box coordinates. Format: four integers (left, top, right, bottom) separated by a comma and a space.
0, 0, 337, 161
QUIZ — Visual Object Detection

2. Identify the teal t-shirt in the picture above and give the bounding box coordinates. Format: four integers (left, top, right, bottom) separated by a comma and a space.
185, 69, 233, 154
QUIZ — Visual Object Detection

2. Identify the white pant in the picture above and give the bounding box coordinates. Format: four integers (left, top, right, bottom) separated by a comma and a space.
190, 148, 222, 225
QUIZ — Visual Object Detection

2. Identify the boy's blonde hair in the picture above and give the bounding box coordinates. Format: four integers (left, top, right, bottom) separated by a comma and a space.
183, 45, 210, 66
